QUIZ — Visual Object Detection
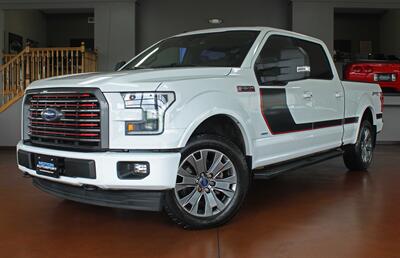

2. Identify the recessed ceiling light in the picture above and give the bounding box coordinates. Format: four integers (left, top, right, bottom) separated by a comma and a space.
208, 18, 223, 24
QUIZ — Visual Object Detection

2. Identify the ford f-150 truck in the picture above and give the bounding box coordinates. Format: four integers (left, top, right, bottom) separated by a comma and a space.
17, 27, 384, 229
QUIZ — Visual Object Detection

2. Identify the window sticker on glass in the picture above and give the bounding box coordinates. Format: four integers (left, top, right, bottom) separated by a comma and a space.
297, 66, 311, 73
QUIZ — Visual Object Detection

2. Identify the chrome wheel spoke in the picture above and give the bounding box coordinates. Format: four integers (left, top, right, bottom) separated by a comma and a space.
204, 192, 215, 216
214, 181, 235, 198
175, 184, 193, 192
212, 160, 233, 178
177, 167, 195, 178
180, 176, 197, 185
208, 152, 223, 174
186, 150, 208, 175
176, 168, 197, 191
178, 188, 198, 206
360, 127, 373, 164
211, 190, 226, 211
188, 192, 202, 213
176, 177, 197, 191
215, 174, 237, 184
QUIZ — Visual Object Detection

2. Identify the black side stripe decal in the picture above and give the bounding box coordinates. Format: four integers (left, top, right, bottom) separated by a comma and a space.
344, 117, 359, 124
314, 119, 344, 129
260, 88, 359, 135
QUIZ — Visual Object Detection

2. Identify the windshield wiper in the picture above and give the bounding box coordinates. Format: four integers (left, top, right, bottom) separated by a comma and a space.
150, 64, 200, 69
127, 66, 148, 70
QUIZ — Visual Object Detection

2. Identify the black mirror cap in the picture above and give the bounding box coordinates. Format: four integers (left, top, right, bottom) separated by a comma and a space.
114, 61, 127, 71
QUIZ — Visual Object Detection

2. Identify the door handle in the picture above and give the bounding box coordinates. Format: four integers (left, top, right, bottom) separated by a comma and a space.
303, 91, 313, 99
335, 92, 343, 98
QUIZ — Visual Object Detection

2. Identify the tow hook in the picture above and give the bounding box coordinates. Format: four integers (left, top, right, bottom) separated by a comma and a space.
83, 184, 98, 191
23, 172, 32, 178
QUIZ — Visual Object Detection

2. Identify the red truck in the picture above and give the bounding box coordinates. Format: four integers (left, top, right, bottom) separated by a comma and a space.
344, 60, 400, 92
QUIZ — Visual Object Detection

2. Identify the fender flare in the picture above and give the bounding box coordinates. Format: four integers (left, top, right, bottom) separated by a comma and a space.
174, 92, 254, 156
352, 94, 377, 144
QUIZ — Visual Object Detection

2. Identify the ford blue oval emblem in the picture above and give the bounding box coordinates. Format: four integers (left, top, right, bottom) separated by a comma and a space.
41, 108, 63, 121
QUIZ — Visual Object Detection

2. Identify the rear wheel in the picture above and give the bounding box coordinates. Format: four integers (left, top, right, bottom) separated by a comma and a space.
343, 120, 374, 171
164, 134, 250, 229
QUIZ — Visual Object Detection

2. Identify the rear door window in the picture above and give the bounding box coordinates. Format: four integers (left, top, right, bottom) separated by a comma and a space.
254, 35, 333, 86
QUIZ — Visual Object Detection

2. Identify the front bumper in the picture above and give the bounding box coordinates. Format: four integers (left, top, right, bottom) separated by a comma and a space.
17, 141, 181, 191
33, 177, 165, 211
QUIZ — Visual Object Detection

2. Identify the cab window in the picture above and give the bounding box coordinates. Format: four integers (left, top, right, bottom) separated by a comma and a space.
254, 35, 333, 86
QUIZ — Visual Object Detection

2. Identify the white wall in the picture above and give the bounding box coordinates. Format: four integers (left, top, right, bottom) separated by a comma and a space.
4, 10, 47, 51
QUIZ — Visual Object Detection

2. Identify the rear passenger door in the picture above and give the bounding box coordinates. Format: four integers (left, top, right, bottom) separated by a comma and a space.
293, 37, 345, 150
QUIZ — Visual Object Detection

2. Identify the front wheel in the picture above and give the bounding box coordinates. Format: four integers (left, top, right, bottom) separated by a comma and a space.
164, 134, 250, 229
343, 120, 375, 171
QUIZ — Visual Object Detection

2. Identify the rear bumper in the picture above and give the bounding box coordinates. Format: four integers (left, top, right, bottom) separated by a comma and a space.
33, 177, 165, 211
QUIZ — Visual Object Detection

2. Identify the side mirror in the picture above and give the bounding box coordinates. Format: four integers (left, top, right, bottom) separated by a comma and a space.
114, 61, 126, 71
256, 47, 310, 85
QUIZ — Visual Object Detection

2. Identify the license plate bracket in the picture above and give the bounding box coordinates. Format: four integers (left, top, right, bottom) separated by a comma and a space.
36, 155, 61, 178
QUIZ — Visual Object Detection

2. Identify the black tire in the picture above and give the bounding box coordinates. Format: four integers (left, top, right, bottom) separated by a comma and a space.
343, 120, 375, 171
164, 134, 250, 229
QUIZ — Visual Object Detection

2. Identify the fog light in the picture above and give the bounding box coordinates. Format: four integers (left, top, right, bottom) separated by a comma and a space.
133, 163, 148, 174
117, 161, 150, 179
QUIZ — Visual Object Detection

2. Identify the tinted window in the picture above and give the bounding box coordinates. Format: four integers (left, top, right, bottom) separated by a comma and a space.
255, 35, 333, 86
295, 38, 333, 80
123, 31, 260, 70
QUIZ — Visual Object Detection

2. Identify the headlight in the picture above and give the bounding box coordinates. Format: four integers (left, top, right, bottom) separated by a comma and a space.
121, 92, 175, 135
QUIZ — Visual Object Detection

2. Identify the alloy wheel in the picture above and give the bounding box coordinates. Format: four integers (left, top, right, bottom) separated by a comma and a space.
174, 149, 238, 217
360, 127, 373, 164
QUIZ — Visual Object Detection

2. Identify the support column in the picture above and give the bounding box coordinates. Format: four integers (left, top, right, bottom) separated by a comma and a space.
94, 2, 135, 71
0, 9, 4, 65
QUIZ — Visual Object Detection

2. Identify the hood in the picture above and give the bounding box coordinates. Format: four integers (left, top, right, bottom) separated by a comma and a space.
27, 67, 232, 92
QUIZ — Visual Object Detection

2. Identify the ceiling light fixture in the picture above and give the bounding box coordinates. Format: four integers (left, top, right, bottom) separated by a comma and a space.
208, 18, 223, 25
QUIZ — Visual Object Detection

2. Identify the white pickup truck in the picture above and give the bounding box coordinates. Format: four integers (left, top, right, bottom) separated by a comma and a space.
17, 27, 383, 229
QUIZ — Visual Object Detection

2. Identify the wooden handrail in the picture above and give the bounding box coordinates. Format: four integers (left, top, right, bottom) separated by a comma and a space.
3, 53, 16, 64
0, 42, 97, 112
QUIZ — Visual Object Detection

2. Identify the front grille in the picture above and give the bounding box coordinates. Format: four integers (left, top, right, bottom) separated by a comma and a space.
24, 88, 109, 151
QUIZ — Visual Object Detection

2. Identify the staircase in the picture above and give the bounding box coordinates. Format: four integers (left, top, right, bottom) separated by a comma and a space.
0, 42, 97, 112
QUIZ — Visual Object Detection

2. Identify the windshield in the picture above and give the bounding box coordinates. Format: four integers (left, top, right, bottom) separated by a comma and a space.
122, 30, 260, 70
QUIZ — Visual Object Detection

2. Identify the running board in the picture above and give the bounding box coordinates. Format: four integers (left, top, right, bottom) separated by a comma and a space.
253, 149, 343, 180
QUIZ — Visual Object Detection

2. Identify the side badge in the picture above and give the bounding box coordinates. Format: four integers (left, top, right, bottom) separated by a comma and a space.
237, 86, 255, 92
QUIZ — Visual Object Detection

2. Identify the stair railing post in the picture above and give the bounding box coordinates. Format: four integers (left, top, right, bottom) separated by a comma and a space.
25, 46, 30, 89
81, 41, 86, 73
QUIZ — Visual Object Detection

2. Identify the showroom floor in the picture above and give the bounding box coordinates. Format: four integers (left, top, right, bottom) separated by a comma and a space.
1, 145, 399, 258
